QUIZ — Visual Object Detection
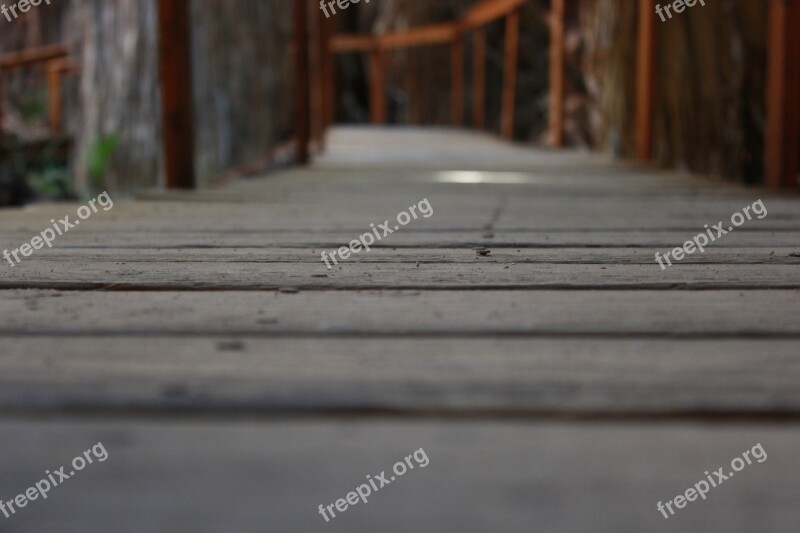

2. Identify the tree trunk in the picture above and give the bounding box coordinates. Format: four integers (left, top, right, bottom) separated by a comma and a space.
70, 0, 294, 194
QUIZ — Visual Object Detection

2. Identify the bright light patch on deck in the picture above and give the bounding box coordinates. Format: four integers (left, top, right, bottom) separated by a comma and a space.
433, 171, 531, 184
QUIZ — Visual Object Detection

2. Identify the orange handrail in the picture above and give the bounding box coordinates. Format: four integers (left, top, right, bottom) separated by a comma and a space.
0, 44, 68, 70
378, 22, 459, 50
0, 45, 76, 138
461, 0, 527, 30
323, 0, 528, 138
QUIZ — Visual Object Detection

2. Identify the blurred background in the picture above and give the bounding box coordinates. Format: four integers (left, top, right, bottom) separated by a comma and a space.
0, 0, 775, 204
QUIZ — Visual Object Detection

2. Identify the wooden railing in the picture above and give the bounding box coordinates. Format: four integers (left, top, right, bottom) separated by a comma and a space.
321, 0, 527, 140
152, 0, 797, 191
635, 0, 799, 189
0, 45, 77, 138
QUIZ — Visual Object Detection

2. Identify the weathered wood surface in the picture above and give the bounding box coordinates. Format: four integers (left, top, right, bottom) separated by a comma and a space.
1, 338, 799, 416
1, 290, 798, 337
2, 247, 798, 264
0, 127, 798, 418
3, 419, 799, 532
2, 264, 800, 290
1, 126, 798, 531
3, 230, 799, 248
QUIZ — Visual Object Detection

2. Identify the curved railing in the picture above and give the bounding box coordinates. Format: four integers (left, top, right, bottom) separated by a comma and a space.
150, 0, 800, 190
324, 0, 527, 140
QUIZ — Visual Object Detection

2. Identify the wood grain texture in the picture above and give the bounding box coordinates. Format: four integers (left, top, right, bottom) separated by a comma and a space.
2, 419, 798, 532
4, 247, 797, 264
1, 290, 798, 337
1, 338, 799, 416
1, 127, 799, 419
2, 262, 800, 290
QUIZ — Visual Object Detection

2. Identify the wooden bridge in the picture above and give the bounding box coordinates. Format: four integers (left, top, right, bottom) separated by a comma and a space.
155, 0, 800, 189
1, 0, 800, 531
1, 125, 799, 530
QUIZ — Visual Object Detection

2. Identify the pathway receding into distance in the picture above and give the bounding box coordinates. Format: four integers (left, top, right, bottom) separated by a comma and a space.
1, 127, 798, 531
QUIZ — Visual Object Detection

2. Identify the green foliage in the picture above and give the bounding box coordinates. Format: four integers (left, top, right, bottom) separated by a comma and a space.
29, 165, 76, 200
17, 88, 48, 124
87, 133, 120, 192
3, 136, 76, 201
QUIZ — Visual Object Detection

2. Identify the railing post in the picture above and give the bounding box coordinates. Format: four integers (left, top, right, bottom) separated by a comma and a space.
370, 44, 387, 124
322, 19, 336, 128
452, 30, 465, 126
501, 10, 520, 140
548, 0, 565, 147
47, 61, 64, 135
635, 0, 657, 162
293, 0, 311, 165
0, 69, 4, 138
158, 0, 196, 189
472, 28, 487, 129
311, 3, 324, 150
765, 0, 800, 189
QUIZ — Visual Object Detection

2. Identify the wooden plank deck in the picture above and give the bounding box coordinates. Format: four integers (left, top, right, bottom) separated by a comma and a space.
0, 127, 798, 531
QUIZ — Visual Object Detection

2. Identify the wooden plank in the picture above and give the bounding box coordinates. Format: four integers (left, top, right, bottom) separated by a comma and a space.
3, 261, 800, 291
461, 0, 527, 31
378, 23, 458, 50
765, 0, 800, 189
158, 0, 196, 189
3, 198, 795, 227
11, 247, 799, 265
472, 28, 487, 129
0, 420, 797, 533
548, 0, 565, 147
22, 188, 797, 218
501, 11, 520, 140
635, 0, 656, 161
1, 338, 800, 416
370, 47, 387, 124
452, 32, 465, 126
4, 229, 798, 249
293, 0, 310, 165
0, 290, 798, 336
1, 198, 795, 229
